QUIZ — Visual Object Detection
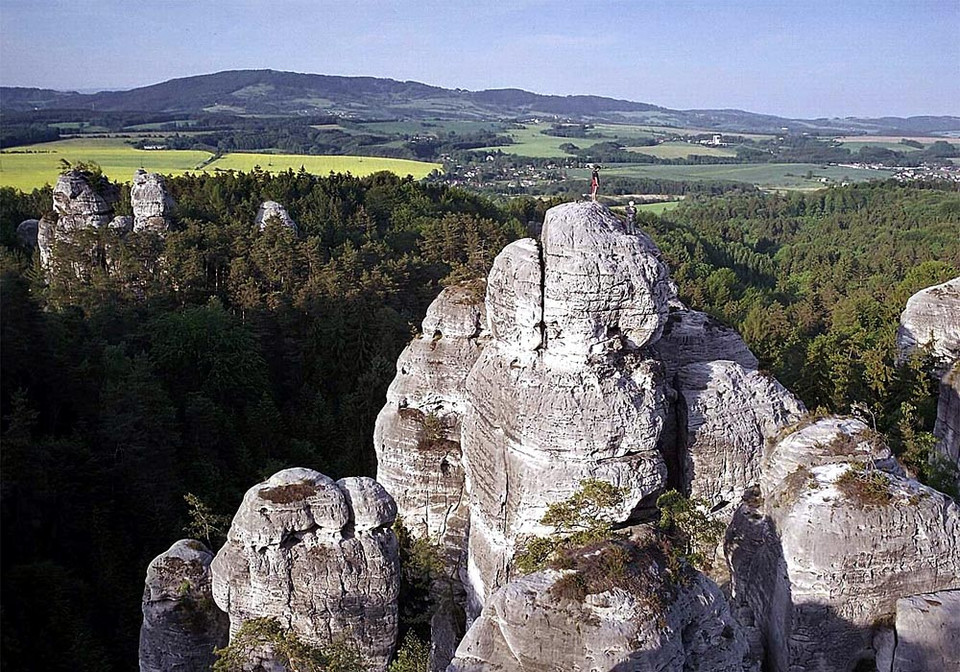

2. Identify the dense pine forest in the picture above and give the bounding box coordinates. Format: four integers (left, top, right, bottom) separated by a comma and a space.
1, 173, 958, 670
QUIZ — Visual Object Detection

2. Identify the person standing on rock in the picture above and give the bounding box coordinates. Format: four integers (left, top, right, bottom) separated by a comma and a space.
625, 200, 637, 234
589, 165, 601, 201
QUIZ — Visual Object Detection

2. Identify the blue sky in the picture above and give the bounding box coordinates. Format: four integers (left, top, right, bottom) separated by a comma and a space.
1, 0, 957, 118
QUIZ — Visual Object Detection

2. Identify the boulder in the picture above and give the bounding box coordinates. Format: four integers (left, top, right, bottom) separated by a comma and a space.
449, 541, 752, 672
39, 170, 117, 267
256, 201, 298, 233
131, 170, 176, 234
109, 215, 134, 235
211, 468, 400, 671
897, 276, 960, 371
139, 539, 228, 672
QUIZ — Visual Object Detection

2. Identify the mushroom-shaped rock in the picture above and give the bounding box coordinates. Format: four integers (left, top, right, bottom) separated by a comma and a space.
139, 539, 228, 672
897, 277, 960, 371
211, 468, 400, 671
540, 201, 673, 355
16, 219, 38, 248
449, 541, 752, 672
256, 201, 298, 233
677, 360, 805, 509
131, 170, 176, 234
728, 417, 960, 671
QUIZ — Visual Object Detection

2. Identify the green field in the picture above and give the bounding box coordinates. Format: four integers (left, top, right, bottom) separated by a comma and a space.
205, 153, 440, 178
638, 201, 681, 214
0, 139, 441, 191
574, 162, 895, 190
0, 139, 211, 191
627, 141, 737, 159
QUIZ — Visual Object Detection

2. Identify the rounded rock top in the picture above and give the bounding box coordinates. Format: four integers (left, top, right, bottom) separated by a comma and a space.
336, 476, 398, 531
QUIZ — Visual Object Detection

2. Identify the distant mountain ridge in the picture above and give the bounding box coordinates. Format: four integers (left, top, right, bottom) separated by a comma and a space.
3, 69, 958, 135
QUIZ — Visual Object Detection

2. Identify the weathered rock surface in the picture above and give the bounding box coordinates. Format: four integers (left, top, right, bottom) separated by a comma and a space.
256, 201, 298, 233
677, 360, 805, 509
131, 170, 176, 234
39, 171, 117, 267
934, 363, 960, 479
448, 553, 751, 672
540, 202, 673, 354
653, 307, 759, 383
16, 219, 38, 248
875, 590, 960, 672
139, 539, 228, 672
108, 215, 134, 235
728, 417, 960, 671
898, 277, 960, 489
211, 468, 400, 671
897, 276, 960, 370
461, 203, 675, 609
374, 284, 485, 669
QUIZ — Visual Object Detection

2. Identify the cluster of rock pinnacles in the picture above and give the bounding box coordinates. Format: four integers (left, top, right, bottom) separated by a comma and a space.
127, 201, 958, 671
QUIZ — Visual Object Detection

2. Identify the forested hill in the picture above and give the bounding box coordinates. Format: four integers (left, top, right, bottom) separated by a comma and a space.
4, 69, 958, 134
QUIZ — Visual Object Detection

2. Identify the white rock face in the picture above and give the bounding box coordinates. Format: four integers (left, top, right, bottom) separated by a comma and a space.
109, 215, 134, 235
374, 284, 487, 669
875, 590, 960, 672
728, 417, 960, 671
935, 363, 960, 479
256, 201, 298, 233
448, 555, 752, 672
897, 276, 960, 371
540, 202, 673, 354
461, 203, 675, 609
39, 171, 117, 267
131, 170, 176, 234
677, 360, 805, 508
211, 468, 400, 671
374, 284, 484, 552
898, 277, 960, 490
139, 539, 228, 672
654, 308, 759, 383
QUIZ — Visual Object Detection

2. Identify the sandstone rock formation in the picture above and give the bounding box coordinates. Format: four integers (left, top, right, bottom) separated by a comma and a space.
448, 545, 752, 672
897, 276, 960, 370
374, 283, 486, 668
728, 417, 960, 671
16, 219, 38, 248
109, 215, 134, 235
256, 201, 298, 233
139, 539, 228, 672
653, 307, 758, 383
38, 170, 118, 267
898, 277, 960, 488
211, 468, 400, 671
462, 202, 673, 609
131, 170, 176, 234
676, 360, 804, 509
875, 590, 960, 672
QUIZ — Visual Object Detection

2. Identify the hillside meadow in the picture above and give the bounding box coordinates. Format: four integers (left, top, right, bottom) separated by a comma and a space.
0, 138, 441, 191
